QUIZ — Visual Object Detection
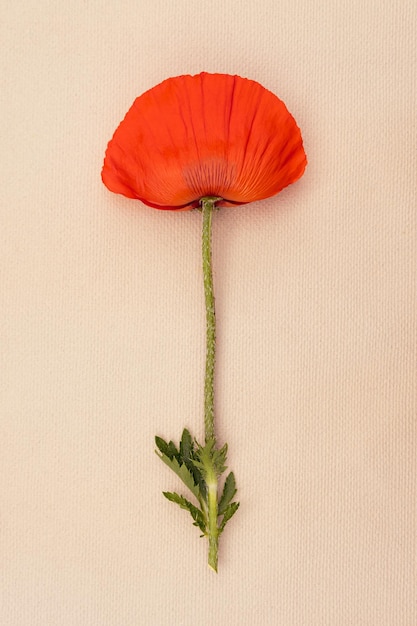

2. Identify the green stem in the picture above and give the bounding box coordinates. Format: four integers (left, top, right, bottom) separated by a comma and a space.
207, 469, 219, 572
201, 196, 221, 572
201, 197, 219, 444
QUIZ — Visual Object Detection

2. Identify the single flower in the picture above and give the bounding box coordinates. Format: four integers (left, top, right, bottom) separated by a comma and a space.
102, 72, 306, 210
102, 72, 307, 572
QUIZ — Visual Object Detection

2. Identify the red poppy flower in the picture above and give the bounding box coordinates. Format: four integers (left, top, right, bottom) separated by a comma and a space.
102, 72, 306, 210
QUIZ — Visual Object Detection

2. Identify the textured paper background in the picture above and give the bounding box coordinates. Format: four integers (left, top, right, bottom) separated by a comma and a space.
1, 1, 416, 624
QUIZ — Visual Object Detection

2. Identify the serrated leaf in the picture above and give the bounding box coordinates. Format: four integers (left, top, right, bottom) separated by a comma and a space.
156, 452, 200, 499
163, 492, 206, 535
218, 472, 237, 515
219, 501, 239, 534
194, 439, 214, 468
212, 442, 228, 475
179, 429, 193, 459
155, 435, 182, 462
178, 430, 208, 499
194, 439, 228, 477
166, 440, 180, 461
196, 438, 215, 461
155, 436, 170, 457
185, 458, 207, 502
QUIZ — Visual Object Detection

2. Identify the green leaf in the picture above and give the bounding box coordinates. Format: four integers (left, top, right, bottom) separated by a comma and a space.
218, 472, 237, 515
178, 429, 207, 499
212, 442, 228, 475
194, 438, 215, 471
163, 492, 206, 535
155, 436, 181, 462
167, 440, 180, 461
156, 431, 209, 504
219, 501, 239, 534
155, 436, 170, 456
186, 460, 207, 502
192, 438, 228, 484
179, 429, 193, 459
156, 452, 200, 500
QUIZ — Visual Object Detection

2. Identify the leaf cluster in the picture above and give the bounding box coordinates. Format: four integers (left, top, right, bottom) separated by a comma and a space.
155, 429, 239, 537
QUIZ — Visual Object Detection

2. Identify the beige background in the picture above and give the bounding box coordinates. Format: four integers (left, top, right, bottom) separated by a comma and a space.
1, 1, 416, 624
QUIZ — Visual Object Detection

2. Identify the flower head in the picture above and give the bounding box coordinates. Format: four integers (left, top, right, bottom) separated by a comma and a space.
102, 72, 306, 210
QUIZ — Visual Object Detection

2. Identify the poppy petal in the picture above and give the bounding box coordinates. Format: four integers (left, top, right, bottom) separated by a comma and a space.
102, 73, 306, 210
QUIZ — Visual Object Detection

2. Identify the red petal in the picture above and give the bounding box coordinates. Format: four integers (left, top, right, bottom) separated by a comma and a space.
102, 73, 306, 210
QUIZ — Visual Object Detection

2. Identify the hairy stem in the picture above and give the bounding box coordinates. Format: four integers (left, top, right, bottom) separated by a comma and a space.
201, 196, 221, 571
201, 197, 219, 443
207, 471, 219, 572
